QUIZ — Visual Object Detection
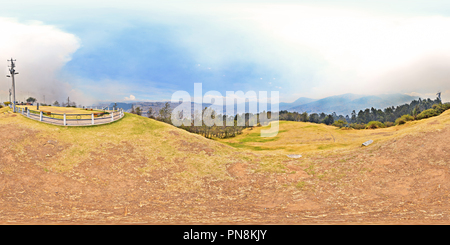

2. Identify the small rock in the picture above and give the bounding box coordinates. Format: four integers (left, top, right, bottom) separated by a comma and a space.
287, 154, 302, 158
362, 140, 373, 146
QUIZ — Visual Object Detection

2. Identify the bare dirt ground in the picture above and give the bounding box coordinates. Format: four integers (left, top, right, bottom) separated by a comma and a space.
1, 112, 450, 224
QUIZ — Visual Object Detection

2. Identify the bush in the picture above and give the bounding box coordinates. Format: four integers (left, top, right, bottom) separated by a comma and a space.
395, 115, 414, 125
366, 121, 385, 129
432, 103, 450, 114
4, 102, 10, 105
332, 119, 347, 128
349, 123, 366, 129
416, 109, 439, 120
384, 121, 394, 127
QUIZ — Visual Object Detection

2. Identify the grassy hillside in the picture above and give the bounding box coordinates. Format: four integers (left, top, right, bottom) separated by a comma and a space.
217, 109, 450, 155
2, 106, 450, 224
0, 107, 239, 192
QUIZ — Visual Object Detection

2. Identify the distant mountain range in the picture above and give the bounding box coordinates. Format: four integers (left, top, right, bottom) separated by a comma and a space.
278, 97, 317, 111
286, 93, 420, 115
94, 93, 423, 116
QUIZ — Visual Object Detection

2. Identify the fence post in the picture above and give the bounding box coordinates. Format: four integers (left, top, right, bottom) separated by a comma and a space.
27, 109, 29, 117
111, 111, 114, 122
92, 113, 94, 125
64, 113, 66, 126
40, 111, 43, 121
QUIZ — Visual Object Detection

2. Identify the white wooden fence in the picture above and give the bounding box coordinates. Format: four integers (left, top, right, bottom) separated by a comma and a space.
16, 107, 125, 126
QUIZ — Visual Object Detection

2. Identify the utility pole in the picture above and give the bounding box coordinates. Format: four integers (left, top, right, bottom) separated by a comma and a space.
7, 58, 18, 113
8, 89, 11, 104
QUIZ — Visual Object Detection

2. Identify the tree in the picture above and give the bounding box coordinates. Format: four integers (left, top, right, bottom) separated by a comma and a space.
351, 110, 357, 123
300, 112, 308, 122
412, 105, 420, 118
322, 114, 334, 125
26, 97, 36, 103
135, 107, 142, 116
159, 102, 172, 123
131, 104, 135, 114
309, 113, 319, 123
147, 107, 155, 119
53, 101, 60, 106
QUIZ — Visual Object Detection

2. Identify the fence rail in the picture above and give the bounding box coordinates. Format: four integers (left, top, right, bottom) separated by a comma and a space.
15, 106, 125, 126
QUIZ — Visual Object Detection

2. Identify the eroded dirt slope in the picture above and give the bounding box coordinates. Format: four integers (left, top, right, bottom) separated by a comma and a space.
1, 109, 450, 224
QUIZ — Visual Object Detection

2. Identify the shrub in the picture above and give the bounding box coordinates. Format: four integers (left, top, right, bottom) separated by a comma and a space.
3, 102, 10, 105
384, 121, 394, 127
366, 121, 385, 129
416, 109, 439, 120
395, 115, 414, 125
349, 123, 366, 129
332, 119, 347, 128
432, 103, 450, 114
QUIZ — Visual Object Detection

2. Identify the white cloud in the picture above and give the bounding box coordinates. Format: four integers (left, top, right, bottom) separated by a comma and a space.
244, 5, 450, 98
0, 17, 80, 104
124, 94, 136, 101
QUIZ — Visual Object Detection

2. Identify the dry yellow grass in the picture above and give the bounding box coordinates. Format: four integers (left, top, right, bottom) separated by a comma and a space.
217, 109, 450, 155
0, 108, 237, 191
15, 105, 109, 119
16, 105, 105, 114
2, 105, 450, 224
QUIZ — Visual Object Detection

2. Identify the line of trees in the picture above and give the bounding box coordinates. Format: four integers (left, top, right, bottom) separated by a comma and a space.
279, 97, 446, 129
128, 97, 448, 139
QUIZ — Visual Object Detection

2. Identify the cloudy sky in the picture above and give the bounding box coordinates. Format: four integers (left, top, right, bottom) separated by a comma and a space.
1, 0, 450, 105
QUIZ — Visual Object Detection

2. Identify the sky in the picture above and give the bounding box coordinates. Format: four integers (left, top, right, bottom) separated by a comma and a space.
1, 0, 450, 105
